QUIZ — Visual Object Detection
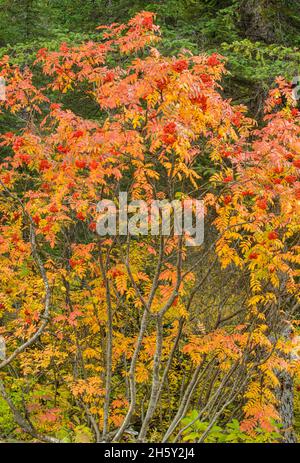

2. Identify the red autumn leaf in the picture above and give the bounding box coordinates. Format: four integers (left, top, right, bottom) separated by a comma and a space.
256, 198, 267, 210
293, 160, 300, 168
49, 204, 59, 213
39, 159, 51, 171
207, 53, 220, 66
73, 130, 84, 138
57, 145, 69, 154
76, 211, 86, 221
172, 59, 188, 73
285, 175, 297, 183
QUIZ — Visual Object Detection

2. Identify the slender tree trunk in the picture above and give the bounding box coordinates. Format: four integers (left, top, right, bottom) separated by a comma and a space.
239, 0, 277, 43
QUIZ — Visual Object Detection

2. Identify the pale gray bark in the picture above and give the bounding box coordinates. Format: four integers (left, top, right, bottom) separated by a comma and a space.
239, 0, 277, 43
